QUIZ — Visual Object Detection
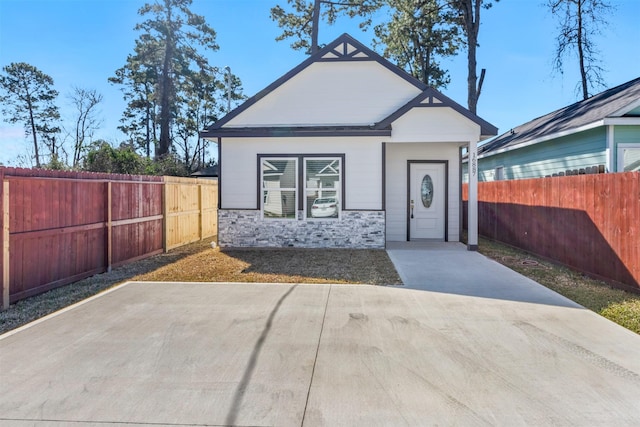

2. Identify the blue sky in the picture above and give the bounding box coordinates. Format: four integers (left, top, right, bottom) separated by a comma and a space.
0, 0, 638, 166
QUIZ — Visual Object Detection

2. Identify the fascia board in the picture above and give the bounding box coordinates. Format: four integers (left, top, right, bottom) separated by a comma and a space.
603, 117, 640, 125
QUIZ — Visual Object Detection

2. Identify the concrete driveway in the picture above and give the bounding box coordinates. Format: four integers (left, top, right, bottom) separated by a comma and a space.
2, 243, 640, 426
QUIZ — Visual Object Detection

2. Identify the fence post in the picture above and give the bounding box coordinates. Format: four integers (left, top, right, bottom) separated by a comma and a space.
198, 183, 203, 241
106, 181, 112, 272
2, 178, 9, 310
162, 178, 168, 253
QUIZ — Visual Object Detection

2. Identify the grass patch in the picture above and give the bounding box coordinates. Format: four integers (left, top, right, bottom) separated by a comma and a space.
0, 238, 401, 335
475, 236, 640, 334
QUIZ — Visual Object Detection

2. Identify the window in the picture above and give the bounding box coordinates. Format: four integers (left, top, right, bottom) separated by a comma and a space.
262, 158, 297, 219
305, 158, 341, 219
260, 155, 343, 220
618, 145, 640, 172
494, 166, 504, 181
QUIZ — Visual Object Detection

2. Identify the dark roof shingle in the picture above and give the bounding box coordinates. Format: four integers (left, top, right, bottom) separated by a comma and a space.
479, 77, 640, 156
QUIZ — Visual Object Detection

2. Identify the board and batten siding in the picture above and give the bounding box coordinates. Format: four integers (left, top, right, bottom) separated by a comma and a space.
385, 143, 462, 242
472, 127, 607, 181
224, 61, 421, 127
220, 137, 383, 210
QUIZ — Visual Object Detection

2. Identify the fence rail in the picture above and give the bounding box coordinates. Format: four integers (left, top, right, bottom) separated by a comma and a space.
463, 172, 640, 292
0, 167, 218, 309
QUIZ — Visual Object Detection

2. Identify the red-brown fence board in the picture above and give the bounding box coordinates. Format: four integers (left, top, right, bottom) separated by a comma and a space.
0, 167, 201, 307
463, 172, 640, 292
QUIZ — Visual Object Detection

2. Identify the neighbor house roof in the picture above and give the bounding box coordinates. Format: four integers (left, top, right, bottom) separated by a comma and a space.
479, 77, 640, 158
200, 33, 497, 139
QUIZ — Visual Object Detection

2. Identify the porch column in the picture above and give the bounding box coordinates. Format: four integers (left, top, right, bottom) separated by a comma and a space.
467, 138, 479, 251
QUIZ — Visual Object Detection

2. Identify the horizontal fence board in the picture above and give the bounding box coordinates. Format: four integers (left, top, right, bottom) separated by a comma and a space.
1, 167, 218, 307
463, 172, 640, 292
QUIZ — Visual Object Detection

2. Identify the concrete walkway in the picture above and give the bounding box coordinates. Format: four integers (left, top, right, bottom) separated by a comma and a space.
1, 244, 640, 426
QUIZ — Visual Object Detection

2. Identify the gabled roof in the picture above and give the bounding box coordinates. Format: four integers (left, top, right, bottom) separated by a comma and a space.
479, 77, 640, 158
201, 33, 496, 139
374, 87, 497, 137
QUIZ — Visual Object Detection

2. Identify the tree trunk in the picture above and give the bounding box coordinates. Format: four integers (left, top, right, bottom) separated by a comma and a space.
26, 96, 40, 168
576, 0, 589, 100
311, 0, 321, 54
466, 0, 481, 115
158, 0, 173, 157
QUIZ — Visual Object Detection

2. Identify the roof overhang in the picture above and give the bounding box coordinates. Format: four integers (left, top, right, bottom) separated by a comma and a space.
477, 117, 640, 160
200, 125, 392, 139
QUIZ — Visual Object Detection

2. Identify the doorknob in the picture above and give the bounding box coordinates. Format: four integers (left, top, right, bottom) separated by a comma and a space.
410, 199, 415, 219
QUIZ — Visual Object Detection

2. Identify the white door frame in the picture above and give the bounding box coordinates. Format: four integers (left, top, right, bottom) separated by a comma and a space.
406, 160, 448, 241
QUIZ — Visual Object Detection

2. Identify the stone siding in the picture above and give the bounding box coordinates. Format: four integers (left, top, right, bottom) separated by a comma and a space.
218, 210, 385, 249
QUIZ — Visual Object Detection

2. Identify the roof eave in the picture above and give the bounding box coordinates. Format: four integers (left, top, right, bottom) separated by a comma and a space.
200, 126, 392, 139
478, 119, 606, 159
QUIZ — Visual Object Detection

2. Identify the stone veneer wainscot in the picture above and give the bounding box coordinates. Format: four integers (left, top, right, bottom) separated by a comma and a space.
218, 210, 385, 249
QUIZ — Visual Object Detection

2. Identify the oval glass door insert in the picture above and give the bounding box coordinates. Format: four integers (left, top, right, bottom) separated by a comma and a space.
421, 175, 434, 208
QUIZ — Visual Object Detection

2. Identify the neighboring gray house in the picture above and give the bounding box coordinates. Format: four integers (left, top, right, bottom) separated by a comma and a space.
469, 77, 640, 181
200, 34, 496, 249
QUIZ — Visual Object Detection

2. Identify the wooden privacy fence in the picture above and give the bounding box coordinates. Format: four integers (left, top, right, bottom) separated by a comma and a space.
463, 172, 640, 292
0, 167, 218, 309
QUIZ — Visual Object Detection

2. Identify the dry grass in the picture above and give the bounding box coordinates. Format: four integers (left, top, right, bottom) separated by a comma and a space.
3, 234, 638, 336
0, 237, 401, 334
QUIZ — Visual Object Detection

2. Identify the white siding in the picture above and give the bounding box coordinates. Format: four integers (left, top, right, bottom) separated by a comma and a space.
388, 108, 480, 143
221, 137, 383, 210
385, 143, 462, 242
225, 62, 421, 127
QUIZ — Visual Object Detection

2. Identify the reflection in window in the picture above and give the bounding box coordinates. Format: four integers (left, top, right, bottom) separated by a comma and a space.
305, 158, 340, 219
623, 148, 640, 172
262, 158, 297, 219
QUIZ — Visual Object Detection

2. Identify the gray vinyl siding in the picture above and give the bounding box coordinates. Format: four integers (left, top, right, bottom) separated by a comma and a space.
474, 127, 607, 181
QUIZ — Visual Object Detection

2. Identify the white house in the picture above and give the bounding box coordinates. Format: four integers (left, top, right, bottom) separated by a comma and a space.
201, 34, 497, 250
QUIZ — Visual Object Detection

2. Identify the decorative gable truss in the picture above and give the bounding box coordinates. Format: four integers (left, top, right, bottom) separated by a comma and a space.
319, 40, 371, 60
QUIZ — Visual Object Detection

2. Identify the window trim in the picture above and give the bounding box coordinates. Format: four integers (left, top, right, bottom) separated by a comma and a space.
260, 156, 299, 220
617, 143, 640, 172
304, 157, 342, 220
257, 153, 345, 219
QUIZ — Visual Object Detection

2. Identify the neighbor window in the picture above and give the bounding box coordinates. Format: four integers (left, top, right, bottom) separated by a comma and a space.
618, 145, 640, 172
262, 158, 298, 219
260, 155, 343, 220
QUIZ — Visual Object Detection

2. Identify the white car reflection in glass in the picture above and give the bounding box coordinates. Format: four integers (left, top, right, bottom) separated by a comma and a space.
311, 197, 338, 218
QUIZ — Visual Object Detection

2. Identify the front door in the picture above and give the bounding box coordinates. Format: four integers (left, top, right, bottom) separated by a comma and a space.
408, 161, 446, 240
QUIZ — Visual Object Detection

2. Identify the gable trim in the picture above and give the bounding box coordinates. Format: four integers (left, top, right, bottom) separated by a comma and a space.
375, 88, 498, 137
201, 34, 426, 134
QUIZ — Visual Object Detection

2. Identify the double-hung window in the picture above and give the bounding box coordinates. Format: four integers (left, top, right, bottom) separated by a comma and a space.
260, 155, 342, 220
261, 158, 298, 219
305, 158, 341, 219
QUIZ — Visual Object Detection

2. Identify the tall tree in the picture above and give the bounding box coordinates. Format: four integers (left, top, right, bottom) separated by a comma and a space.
374, 0, 461, 88
450, 0, 496, 115
119, 0, 220, 157
110, 37, 162, 158
68, 87, 103, 168
547, 0, 612, 100
0, 62, 60, 168
270, 0, 382, 54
